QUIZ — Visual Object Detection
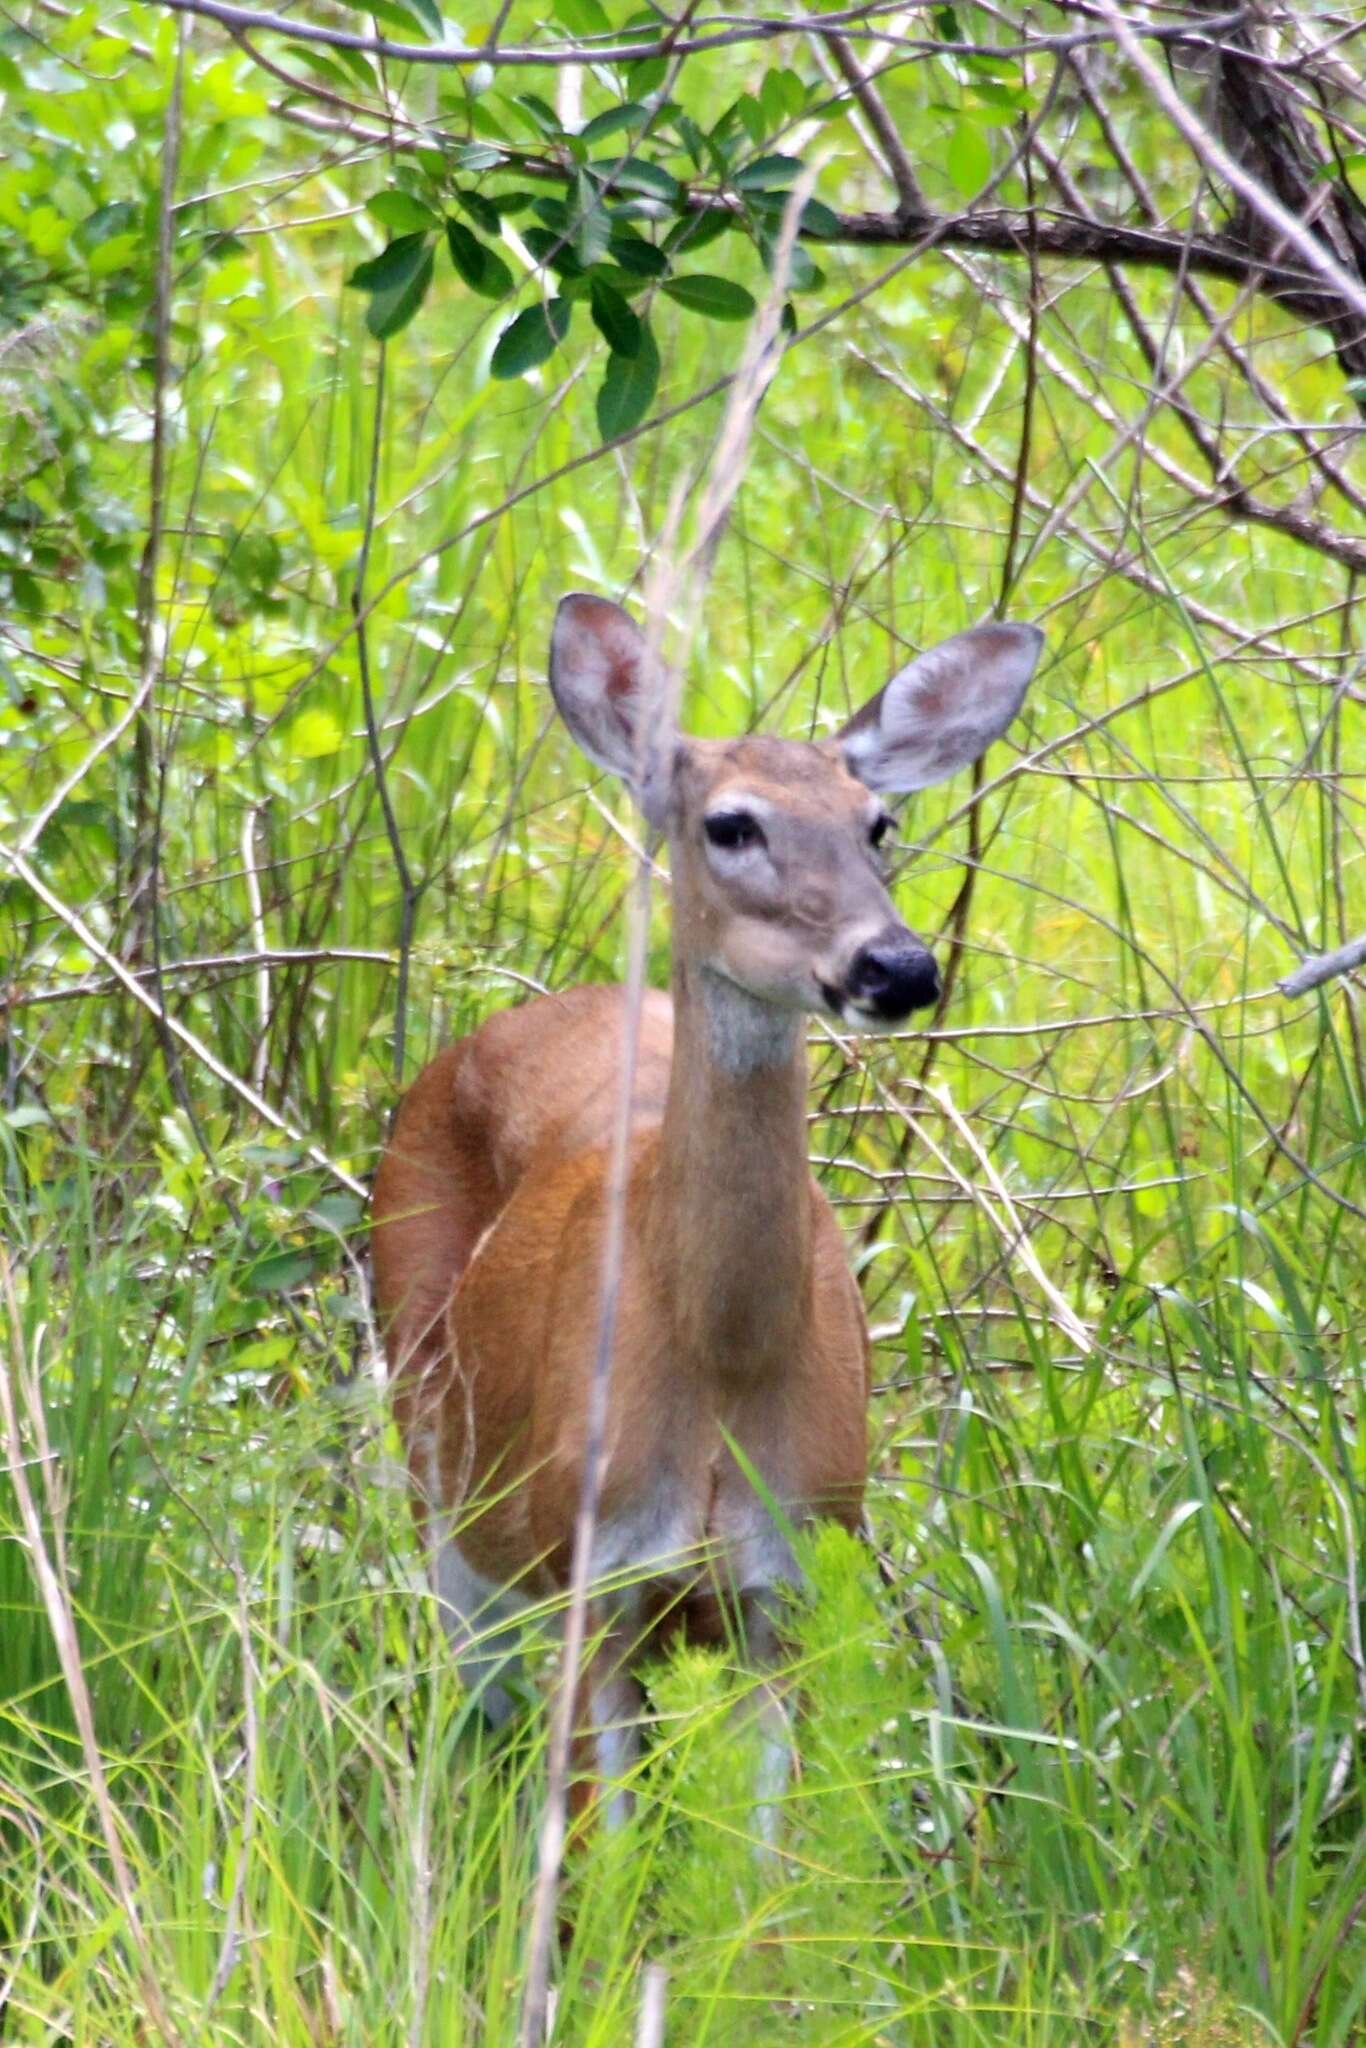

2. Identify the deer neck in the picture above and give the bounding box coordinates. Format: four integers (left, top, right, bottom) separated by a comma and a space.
647, 955, 813, 1380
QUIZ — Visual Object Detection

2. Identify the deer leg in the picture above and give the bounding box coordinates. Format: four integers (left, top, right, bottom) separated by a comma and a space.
569, 1610, 646, 1836
738, 1592, 795, 1852
431, 1525, 529, 1730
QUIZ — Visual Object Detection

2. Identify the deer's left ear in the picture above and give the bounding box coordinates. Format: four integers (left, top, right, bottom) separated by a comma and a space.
838, 621, 1043, 795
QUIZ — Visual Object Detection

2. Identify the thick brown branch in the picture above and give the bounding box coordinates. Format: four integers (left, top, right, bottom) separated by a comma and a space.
1203, 2, 1366, 401
827, 202, 1340, 311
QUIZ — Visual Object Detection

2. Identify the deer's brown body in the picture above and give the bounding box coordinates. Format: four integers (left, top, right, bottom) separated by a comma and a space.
374, 975, 866, 1609
372, 595, 1042, 1801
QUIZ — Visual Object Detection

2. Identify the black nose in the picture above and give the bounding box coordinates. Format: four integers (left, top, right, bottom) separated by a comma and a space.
846, 941, 940, 1020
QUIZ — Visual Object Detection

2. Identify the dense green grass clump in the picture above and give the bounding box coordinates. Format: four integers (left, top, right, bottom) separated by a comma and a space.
3, 3, 1364, 2041
6, 1160, 1363, 2044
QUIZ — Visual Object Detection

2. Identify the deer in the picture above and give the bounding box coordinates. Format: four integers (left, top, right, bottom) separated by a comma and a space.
371, 592, 1042, 1828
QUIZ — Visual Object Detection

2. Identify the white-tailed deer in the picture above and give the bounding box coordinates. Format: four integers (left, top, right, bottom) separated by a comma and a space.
372, 595, 1042, 1821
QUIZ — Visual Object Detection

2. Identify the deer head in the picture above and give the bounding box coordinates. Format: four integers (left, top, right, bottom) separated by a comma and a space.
549, 594, 1042, 1027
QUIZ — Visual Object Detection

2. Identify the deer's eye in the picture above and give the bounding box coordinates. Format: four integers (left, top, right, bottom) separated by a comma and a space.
869, 814, 894, 849
704, 811, 763, 852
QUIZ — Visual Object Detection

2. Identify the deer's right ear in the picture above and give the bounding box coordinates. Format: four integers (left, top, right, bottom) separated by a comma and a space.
549, 593, 654, 780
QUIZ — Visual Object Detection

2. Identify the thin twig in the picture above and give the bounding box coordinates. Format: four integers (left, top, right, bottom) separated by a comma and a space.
353, 348, 422, 1088
241, 805, 271, 1093
203, 1551, 261, 2013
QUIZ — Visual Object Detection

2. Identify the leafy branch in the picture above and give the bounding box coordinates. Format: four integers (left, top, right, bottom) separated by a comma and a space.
344, 80, 835, 438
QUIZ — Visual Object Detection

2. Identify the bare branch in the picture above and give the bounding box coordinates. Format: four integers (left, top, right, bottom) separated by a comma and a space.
1279, 935, 1366, 999
137, 0, 1247, 71
822, 30, 925, 215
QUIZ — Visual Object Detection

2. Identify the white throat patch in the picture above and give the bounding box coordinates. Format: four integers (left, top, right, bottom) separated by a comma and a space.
701, 971, 803, 1076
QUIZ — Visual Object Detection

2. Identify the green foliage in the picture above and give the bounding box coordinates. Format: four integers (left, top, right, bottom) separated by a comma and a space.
331, 46, 840, 438
490, 294, 572, 376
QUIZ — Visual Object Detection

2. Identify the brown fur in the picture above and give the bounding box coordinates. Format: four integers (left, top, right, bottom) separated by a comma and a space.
371, 975, 869, 1606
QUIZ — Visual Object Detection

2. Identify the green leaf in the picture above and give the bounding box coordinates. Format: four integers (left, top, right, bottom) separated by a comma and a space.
662, 207, 732, 255
38, 799, 116, 862
589, 277, 641, 356
9, 571, 44, 617
758, 67, 811, 130
799, 197, 839, 238
969, 78, 1027, 112
468, 102, 512, 143
734, 152, 803, 191
309, 1191, 365, 1232
735, 93, 768, 145
673, 110, 706, 166
585, 263, 651, 298
608, 227, 668, 277
522, 226, 583, 278
946, 118, 991, 195
596, 316, 658, 438
451, 142, 506, 172
552, 0, 609, 29
757, 229, 820, 292
627, 55, 667, 95
488, 190, 538, 215
660, 272, 755, 320
573, 169, 612, 267
455, 187, 502, 235
366, 243, 434, 336
293, 47, 365, 92
617, 12, 666, 94
88, 235, 141, 279
758, 67, 788, 131
1317, 149, 1366, 182
579, 101, 650, 146
746, 188, 836, 239
347, 232, 429, 294
445, 218, 513, 298
705, 108, 742, 169
251, 1249, 318, 1294
74, 200, 139, 255
359, 0, 443, 39
288, 707, 345, 757
490, 296, 571, 378
515, 92, 563, 140
773, 66, 810, 120
367, 190, 440, 235
331, 43, 381, 88
592, 156, 683, 204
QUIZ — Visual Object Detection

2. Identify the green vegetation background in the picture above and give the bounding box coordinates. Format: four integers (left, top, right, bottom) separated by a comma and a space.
1, 6, 1363, 2043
